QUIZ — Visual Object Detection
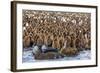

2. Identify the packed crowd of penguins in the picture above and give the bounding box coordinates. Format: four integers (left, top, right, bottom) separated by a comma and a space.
23, 10, 91, 60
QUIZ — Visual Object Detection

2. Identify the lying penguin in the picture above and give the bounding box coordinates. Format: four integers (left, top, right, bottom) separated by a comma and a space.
32, 45, 64, 60
34, 52, 63, 60
41, 45, 58, 53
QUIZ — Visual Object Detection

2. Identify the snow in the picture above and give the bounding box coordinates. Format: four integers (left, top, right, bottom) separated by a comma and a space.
22, 50, 35, 63
22, 49, 91, 63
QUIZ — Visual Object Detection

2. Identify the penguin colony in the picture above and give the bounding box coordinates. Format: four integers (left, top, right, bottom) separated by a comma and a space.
23, 10, 91, 60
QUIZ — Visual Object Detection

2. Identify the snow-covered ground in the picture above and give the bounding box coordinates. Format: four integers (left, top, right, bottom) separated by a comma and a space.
22, 50, 35, 62
22, 49, 91, 63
